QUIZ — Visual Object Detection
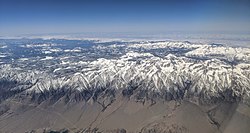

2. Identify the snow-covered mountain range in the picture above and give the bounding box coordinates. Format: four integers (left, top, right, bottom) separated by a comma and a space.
0, 39, 250, 102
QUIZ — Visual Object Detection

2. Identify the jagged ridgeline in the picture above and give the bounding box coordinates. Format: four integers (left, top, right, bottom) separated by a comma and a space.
0, 40, 250, 133
0, 40, 250, 104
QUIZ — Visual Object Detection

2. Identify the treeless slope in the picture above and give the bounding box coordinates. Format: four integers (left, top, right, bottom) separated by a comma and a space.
0, 95, 249, 133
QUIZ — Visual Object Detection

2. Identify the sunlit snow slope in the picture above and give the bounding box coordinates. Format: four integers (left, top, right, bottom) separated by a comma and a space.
0, 40, 250, 102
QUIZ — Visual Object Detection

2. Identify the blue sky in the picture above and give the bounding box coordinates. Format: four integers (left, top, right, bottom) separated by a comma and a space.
0, 0, 250, 36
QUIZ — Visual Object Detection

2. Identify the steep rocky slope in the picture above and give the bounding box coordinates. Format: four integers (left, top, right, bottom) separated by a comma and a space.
0, 40, 250, 132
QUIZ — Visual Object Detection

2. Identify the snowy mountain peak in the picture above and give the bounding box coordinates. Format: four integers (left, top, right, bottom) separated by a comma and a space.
0, 40, 250, 102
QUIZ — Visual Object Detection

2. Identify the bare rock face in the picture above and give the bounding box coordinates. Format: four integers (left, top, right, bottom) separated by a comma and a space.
1, 41, 250, 103
0, 40, 250, 133
0, 90, 249, 133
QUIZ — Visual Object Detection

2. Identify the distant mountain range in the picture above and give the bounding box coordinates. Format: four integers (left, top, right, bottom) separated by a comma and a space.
0, 39, 249, 133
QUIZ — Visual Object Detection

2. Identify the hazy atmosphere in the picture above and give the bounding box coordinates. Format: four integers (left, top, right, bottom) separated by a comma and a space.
0, 1, 250, 133
0, 0, 250, 35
